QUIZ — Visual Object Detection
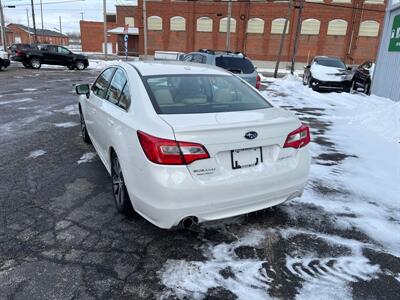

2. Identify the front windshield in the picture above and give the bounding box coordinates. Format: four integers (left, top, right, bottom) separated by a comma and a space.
144, 75, 271, 114
315, 58, 346, 69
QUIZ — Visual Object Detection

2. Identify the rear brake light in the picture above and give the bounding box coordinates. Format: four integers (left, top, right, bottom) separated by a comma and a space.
137, 131, 209, 165
15, 50, 22, 57
283, 124, 310, 149
256, 74, 261, 90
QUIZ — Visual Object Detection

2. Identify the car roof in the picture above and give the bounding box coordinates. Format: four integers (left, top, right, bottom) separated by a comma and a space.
127, 60, 231, 76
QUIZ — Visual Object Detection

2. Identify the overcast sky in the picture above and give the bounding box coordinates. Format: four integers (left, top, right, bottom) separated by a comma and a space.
2, 0, 135, 34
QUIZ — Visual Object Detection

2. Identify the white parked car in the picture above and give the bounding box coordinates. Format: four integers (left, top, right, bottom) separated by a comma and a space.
76, 61, 310, 229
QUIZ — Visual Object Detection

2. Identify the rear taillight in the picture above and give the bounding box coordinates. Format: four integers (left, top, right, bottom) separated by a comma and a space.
137, 131, 209, 165
15, 50, 22, 57
256, 74, 261, 90
283, 125, 310, 149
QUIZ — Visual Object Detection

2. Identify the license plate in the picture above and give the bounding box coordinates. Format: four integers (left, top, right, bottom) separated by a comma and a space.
231, 147, 263, 169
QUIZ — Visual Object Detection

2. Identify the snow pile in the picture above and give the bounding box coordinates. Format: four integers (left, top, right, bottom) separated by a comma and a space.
88, 59, 122, 70
263, 76, 400, 255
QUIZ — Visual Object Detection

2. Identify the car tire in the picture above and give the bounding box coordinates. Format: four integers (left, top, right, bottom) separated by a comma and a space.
364, 81, 371, 95
302, 75, 307, 85
75, 61, 85, 71
79, 110, 91, 144
111, 152, 134, 216
308, 76, 318, 91
30, 58, 41, 69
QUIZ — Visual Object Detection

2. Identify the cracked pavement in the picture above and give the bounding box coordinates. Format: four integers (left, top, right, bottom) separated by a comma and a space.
0, 64, 399, 299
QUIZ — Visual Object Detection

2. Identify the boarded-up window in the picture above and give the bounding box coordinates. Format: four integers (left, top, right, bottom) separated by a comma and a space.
247, 18, 264, 34
197, 17, 213, 32
148, 16, 162, 31
327, 19, 348, 35
170, 16, 186, 31
125, 17, 135, 27
301, 19, 321, 35
219, 17, 237, 33
359, 20, 380, 37
271, 18, 289, 34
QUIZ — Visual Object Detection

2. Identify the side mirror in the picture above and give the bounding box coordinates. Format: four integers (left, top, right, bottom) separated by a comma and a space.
304, 65, 311, 69
76, 84, 90, 98
347, 66, 352, 71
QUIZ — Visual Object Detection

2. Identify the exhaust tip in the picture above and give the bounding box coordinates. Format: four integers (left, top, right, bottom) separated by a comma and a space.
180, 216, 198, 229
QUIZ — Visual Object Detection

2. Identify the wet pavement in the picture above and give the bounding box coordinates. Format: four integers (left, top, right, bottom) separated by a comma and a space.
0, 64, 399, 299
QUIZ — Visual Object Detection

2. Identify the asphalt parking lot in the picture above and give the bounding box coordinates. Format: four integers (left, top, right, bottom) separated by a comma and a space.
0, 63, 399, 300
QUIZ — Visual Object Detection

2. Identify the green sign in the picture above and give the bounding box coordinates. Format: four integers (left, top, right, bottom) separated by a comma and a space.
389, 15, 400, 52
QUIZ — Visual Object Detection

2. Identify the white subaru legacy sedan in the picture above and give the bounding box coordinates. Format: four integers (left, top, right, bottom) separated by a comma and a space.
76, 61, 310, 229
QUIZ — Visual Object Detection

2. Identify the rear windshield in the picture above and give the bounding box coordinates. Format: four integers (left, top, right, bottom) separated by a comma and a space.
315, 58, 346, 69
144, 75, 271, 114
215, 57, 255, 74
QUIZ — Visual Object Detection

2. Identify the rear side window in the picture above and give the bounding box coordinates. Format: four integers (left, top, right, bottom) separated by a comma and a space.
216, 57, 255, 74
92, 68, 115, 99
191, 54, 206, 64
119, 84, 131, 110
144, 74, 271, 114
106, 69, 126, 105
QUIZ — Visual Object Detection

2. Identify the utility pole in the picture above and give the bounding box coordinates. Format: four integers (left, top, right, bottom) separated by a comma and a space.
0, 0, 7, 50
143, 0, 148, 59
80, 12, 84, 21
290, 0, 303, 75
59, 16, 62, 34
26, 8, 31, 43
40, 0, 44, 30
103, 0, 107, 59
30, 0, 38, 44
225, 0, 232, 51
274, 0, 292, 78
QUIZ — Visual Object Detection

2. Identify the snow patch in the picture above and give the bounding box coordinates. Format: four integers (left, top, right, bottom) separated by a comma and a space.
160, 229, 269, 300
0, 98, 34, 105
54, 104, 79, 115
54, 122, 79, 128
23, 88, 38, 92
77, 152, 97, 164
28, 150, 46, 159
262, 76, 400, 256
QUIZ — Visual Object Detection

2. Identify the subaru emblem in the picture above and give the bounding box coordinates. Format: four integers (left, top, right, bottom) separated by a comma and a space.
244, 131, 258, 140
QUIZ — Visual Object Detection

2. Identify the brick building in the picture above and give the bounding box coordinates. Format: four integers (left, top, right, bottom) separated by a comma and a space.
80, 0, 386, 64
6, 24, 69, 46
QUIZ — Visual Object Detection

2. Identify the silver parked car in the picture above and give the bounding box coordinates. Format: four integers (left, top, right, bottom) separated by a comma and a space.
182, 49, 261, 89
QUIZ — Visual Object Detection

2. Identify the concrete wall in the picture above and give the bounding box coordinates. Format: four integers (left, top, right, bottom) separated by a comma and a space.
372, 3, 400, 101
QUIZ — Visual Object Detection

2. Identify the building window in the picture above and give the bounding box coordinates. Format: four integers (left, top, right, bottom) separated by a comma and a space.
247, 18, 264, 34
219, 17, 236, 33
364, 0, 384, 3
197, 17, 213, 32
359, 20, 380, 37
305, 0, 323, 2
327, 19, 348, 35
125, 17, 135, 27
301, 19, 321, 35
148, 16, 162, 31
271, 18, 289, 34
170, 16, 186, 31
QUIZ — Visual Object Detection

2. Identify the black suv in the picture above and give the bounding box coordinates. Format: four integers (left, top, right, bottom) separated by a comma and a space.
11, 44, 89, 70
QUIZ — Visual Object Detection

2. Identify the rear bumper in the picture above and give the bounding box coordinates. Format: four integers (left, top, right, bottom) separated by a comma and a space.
126, 147, 310, 229
311, 79, 351, 91
0, 59, 10, 68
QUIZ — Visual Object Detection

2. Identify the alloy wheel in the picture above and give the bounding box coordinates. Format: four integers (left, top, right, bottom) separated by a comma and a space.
76, 61, 85, 70
112, 156, 126, 208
